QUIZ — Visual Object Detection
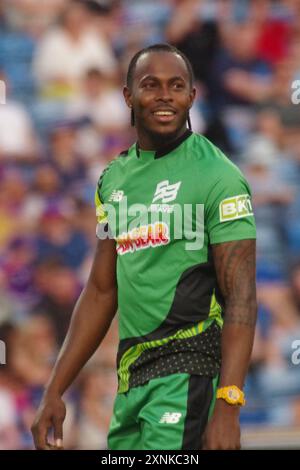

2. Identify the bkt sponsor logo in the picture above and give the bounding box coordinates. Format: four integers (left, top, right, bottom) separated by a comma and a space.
220, 194, 253, 222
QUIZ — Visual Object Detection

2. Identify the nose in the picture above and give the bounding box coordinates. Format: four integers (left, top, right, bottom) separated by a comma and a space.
155, 84, 173, 102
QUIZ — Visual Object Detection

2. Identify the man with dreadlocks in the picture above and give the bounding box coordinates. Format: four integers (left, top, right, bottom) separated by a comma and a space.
32, 44, 257, 450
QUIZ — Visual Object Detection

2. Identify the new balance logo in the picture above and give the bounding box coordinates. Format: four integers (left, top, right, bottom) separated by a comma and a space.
109, 190, 124, 202
152, 180, 181, 204
159, 412, 182, 424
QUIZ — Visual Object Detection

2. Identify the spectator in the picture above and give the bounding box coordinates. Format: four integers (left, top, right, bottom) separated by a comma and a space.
0, 389, 20, 450
243, 136, 294, 276
253, 282, 300, 425
33, 0, 117, 98
211, 20, 273, 110
75, 361, 117, 449
67, 68, 129, 134
34, 204, 90, 270
1, 0, 66, 36
0, 237, 38, 317
0, 72, 38, 161
33, 259, 82, 344
47, 123, 88, 189
166, 0, 220, 89
0, 169, 30, 255
22, 164, 63, 228
9, 315, 57, 387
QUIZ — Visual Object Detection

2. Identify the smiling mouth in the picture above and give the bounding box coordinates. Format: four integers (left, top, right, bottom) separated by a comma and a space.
153, 111, 175, 116
152, 110, 176, 122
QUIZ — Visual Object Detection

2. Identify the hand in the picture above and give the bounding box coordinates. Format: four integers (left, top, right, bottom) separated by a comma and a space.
224, 69, 271, 102
31, 393, 66, 450
202, 399, 241, 450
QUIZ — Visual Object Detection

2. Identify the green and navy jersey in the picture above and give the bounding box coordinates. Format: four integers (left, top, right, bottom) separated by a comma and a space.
95, 130, 256, 393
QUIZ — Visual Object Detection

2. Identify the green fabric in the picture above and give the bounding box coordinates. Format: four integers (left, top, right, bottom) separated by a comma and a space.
108, 373, 216, 450
118, 317, 216, 394
95, 132, 256, 341
208, 374, 219, 420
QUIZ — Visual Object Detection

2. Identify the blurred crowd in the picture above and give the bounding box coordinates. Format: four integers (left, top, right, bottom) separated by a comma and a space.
0, 0, 300, 449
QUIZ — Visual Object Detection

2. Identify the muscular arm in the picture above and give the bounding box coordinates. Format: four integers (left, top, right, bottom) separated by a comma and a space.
45, 237, 117, 396
213, 239, 257, 388
32, 237, 117, 449
203, 239, 257, 450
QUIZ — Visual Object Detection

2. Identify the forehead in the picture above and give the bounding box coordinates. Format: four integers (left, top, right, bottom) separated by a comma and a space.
133, 51, 190, 83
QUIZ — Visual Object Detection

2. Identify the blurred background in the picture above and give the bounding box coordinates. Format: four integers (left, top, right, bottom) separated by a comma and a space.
0, 0, 300, 449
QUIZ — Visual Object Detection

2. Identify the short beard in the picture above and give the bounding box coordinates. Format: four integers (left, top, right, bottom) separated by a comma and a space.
147, 127, 180, 146
139, 113, 188, 148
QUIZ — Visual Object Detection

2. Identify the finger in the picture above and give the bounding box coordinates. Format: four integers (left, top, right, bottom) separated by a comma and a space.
32, 422, 51, 450
53, 416, 64, 449
46, 442, 61, 450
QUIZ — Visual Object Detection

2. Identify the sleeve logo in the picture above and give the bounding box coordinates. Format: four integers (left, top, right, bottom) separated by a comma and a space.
219, 194, 253, 222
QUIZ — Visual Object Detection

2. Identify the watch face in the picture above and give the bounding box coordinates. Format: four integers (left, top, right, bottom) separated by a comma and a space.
228, 388, 239, 401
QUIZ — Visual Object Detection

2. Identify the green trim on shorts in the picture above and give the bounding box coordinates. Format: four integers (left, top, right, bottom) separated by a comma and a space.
118, 317, 219, 393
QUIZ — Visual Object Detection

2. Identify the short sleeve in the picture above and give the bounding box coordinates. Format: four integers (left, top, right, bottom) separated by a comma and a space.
205, 170, 256, 245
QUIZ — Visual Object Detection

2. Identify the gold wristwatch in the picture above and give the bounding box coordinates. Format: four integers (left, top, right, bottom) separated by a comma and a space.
216, 385, 246, 406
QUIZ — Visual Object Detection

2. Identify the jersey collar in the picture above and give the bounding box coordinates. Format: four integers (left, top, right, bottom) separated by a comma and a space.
135, 129, 193, 159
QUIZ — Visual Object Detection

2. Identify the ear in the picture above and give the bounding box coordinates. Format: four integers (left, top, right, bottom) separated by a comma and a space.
123, 86, 132, 109
189, 87, 196, 108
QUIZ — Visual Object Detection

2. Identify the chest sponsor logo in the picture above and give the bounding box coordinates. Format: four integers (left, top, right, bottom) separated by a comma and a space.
108, 190, 124, 202
148, 203, 174, 214
116, 222, 170, 255
152, 180, 181, 204
219, 194, 253, 222
149, 180, 181, 213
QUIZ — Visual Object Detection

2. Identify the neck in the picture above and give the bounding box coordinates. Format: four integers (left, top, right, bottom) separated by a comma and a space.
136, 124, 189, 151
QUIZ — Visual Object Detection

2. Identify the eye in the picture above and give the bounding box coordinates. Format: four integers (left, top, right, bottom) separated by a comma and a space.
172, 82, 184, 90
142, 81, 156, 89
